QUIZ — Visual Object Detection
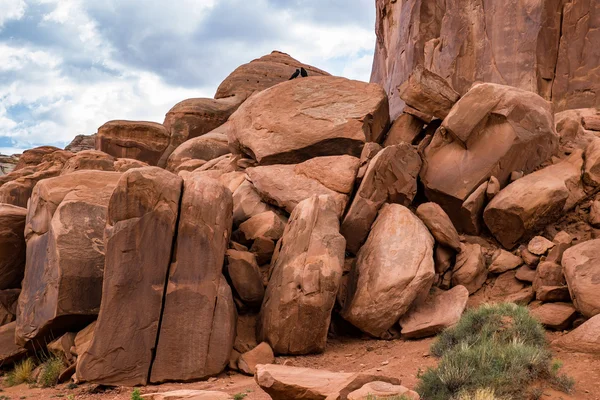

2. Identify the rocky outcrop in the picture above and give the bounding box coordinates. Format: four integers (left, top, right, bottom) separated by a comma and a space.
484, 150, 585, 249
0, 289, 20, 326
341, 204, 435, 338
229, 76, 389, 165
16, 171, 121, 346
348, 382, 420, 400
13, 146, 61, 170
420, 83, 558, 231
259, 196, 345, 355
60, 150, 116, 175
0, 204, 27, 290
151, 175, 235, 383
371, 0, 600, 119
0, 322, 27, 365
65, 134, 96, 153
247, 156, 359, 217
77, 168, 182, 386
96, 120, 170, 165
341, 144, 421, 254
562, 239, 600, 318
0, 154, 19, 175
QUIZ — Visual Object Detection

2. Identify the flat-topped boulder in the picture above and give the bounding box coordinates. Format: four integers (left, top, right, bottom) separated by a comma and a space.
247, 155, 359, 217
420, 83, 558, 231
255, 364, 401, 400
16, 171, 121, 346
96, 120, 169, 165
60, 150, 116, 175
229, 76, 389, 165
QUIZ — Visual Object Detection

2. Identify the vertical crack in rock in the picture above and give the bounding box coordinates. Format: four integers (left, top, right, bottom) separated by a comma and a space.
147, 179, 184, 383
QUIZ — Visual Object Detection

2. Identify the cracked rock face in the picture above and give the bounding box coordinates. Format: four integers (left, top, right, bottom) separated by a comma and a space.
372, 0, 600, 120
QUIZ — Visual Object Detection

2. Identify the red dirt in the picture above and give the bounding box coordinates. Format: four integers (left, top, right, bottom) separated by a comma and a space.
1, 333, 599, 400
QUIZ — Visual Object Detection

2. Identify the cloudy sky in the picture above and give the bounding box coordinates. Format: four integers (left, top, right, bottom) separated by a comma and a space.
0, 0, 376, 155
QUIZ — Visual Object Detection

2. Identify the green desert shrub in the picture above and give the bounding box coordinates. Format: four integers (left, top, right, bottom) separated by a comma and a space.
38, 355, 65, 388
131, 388, 143, 400
416, 303, 573, 400
5, 358, 35, 386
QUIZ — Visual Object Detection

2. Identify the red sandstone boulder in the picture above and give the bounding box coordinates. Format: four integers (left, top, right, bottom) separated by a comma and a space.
16, 171, 121, 346
151, 175, 235, 383
0, 204, 27, 290
60, 150, 116, 175
553, 314, 600, 354
77, 168, 182, 386
341, 144, 421, 254
229, 76, 389, 165
484, 150, 585, 249
259, 196, 345, 355
247, 156, 359, 217
562, 239, 600, 318
13, 146, 61, 171
420, 83, 558, 232
96, 120, 169, 165
65, 134, 96, 153
215, 51, 329, 101
399, 286, 468, 339
165, 131, 230, 172
341, 204, 435, 338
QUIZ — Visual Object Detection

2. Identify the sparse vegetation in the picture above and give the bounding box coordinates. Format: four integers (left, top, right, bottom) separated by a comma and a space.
416, 303, 574, 400
38, 356, 65, 388
366, 395, 411, 400
5, 359, 35, 387
131, 388, 143, 400
233, 393, 248, 400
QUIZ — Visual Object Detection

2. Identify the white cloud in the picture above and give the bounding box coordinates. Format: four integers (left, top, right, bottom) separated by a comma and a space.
0, 0, 27, 28
0, 0, 376, 154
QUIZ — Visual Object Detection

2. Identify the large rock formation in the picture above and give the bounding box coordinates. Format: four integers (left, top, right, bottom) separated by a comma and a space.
371, 0, 600, 120
16, 171, 121, 346
420, 83, 558, 231
77, 168, 182, 386
150, 175, 235, 383
341, 204, 435, 338
229, 76, 389, 165
96, 120, 170, 165
13, 146, 61, 170
0, 204, 27, 290
65, 134, 96, 153
553, 314, 600, 354
259, 196, 345, 355
0, 154, 19, 175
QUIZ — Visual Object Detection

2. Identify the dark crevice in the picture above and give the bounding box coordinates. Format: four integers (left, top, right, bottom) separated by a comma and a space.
146, 179, 184, 384
550, 1, 568, 101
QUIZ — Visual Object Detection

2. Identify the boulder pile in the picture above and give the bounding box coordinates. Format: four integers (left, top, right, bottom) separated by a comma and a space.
0, 42, 599, 399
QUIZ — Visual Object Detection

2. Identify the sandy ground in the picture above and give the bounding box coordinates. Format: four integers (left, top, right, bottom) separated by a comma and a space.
1, 333, 599, 400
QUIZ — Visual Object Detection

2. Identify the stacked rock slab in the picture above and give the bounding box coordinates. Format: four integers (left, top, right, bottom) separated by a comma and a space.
341, 144, 422, 254
165, 131, 230, 172
16, 171, 121, 346
150, 175, 235, 383
228, 76, 389, 165
371, 0, 600, 119
13, 146, 61, 170
0, 204, 27, 290
420, 83, 559, 231
96, 121, 170, 165
341, 204, 435, 338
259, 196, 346, 355
484, 150, 585, 249
77, 168, 182, 386
247, 155, 359, 217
